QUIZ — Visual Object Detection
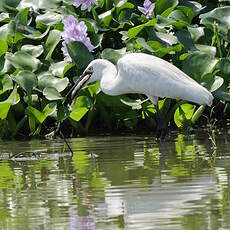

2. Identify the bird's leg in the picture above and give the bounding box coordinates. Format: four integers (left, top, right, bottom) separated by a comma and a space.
154, 103, 168, 140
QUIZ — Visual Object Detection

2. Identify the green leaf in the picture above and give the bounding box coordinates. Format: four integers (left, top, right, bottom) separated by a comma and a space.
44, 29, 61, 60
192, 105, 205, 124
21, 44, 44, 57
36, 11, 63, 27
120, 97, 148, 110
0, 74, 13, 95
38, 72, 69, 92
42, 102, 57, 117
202, 75, 224, 93
7, 86, 19, 105
18, 0, 61, 10
155, 0, 178, 15
24, 26, 50, 40
136, 38, 154, 53
213, 85, 230, 101
182, 52, 218, 81
0, 103, 11, 120
70, 107, 89, 122
15, 70, 38, 95
6, 51, 41, 72
127, 18, 157, 39
26, 106, 46, 124
0, 39, 7, 57
200, 6, 230, 41
195, 44, 216, 57
67, 41, 94, 69
43, 87, 63, 101
70, 96, 92, 122
174, 104, 195, 128
168, 10, 190, 24
218, 58, 230, 79
49, 61, 74, 77
57, 105, 70, 122
0, 86, 19, 119
101, 48, 126, 64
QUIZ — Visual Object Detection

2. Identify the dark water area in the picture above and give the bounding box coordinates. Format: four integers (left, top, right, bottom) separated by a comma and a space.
0, 132, 230, 229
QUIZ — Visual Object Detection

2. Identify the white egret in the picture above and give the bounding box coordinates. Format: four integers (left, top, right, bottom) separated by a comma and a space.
69, 53, 213, 139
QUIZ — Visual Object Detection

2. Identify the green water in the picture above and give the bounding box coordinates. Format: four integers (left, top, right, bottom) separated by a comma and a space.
0, 132, 229, 230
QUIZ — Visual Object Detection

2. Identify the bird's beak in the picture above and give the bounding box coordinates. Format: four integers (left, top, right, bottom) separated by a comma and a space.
66, 67, 93, 102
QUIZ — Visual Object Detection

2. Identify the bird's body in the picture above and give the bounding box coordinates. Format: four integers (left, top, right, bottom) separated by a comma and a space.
70, 52, 213, 139
91, 53, 213, 106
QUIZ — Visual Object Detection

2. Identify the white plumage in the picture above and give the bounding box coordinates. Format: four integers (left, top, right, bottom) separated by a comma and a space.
86, 53, 213, 106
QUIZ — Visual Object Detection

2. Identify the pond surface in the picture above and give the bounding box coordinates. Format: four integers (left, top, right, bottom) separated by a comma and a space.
0, 132, 230, 230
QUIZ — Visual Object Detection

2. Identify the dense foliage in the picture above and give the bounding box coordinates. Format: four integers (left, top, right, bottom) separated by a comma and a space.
0, 0, 229, 138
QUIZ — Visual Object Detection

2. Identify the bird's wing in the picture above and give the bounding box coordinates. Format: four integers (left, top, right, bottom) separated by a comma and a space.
117, 53, 213, 105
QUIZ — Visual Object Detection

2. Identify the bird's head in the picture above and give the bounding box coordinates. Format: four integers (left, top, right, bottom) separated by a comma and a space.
67, 59, 112, 102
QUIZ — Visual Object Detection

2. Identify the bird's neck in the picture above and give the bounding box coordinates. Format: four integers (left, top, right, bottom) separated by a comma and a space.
99, 61, 121, 96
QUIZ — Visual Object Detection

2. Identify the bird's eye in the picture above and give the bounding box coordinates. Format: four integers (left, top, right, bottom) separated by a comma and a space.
85, 66, 93, 75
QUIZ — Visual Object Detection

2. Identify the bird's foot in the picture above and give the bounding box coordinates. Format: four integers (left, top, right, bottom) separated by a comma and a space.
156, 122, 168, 141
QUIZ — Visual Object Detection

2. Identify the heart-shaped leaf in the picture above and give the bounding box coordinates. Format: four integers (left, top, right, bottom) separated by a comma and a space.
38, 72, 69, 92
7, 51, 41, 72
15, 70, 38, 95
43, 87, 63, 100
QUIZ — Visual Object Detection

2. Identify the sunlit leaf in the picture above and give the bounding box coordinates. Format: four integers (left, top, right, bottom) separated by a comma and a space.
42, 102, 57, 117
49, 61, 74, 77
70, 96, 92, 122
26, 106, 46, 124
0, 39, 7, 57
36, 11, 63, 27
43, 87, 63, 101
38, 72, 69, 92
174, 104, 195, 128
44, 29, 61, 60
0, 86, 19, 119
200, 6, 230, 41
202, 75, 224, 92
6, 51, 41, 72
155, 0, 178, 15
21, 44, 44, 57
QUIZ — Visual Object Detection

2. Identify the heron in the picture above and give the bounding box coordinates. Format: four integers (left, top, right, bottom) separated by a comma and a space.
68, 53, 213, 139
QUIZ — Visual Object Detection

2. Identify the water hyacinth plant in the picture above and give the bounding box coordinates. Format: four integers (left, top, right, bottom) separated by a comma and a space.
138, 0, 155, 17
74, 0, 98, 12
61, 15, 94, 62
0, 0, 229, 138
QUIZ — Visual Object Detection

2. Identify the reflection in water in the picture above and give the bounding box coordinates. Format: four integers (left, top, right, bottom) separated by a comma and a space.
0, 133, 230, 229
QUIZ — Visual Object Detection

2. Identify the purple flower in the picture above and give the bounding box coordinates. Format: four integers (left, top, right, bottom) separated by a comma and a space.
61, 15, 94, 62
138, 0, 155, 17
74, 0, 98, 12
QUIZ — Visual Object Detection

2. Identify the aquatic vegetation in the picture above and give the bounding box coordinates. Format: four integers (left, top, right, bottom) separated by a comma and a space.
0, 0, 229, 138
61, 15, 94, 61
74, 0, 98, 12
138, 0, 155, 17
